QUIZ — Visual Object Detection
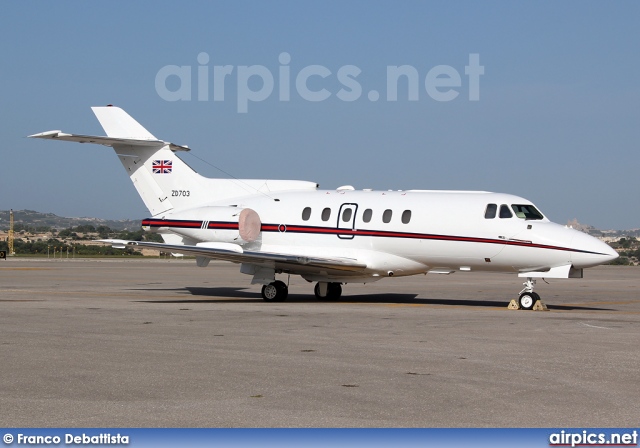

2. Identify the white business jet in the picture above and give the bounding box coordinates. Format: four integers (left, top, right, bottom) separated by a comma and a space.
29, 106, 618, 309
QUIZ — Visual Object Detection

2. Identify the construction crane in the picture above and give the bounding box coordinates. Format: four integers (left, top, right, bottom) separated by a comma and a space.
8, 209, 15, 256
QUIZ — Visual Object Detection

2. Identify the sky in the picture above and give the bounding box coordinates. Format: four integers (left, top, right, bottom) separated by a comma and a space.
1, 1, 638, 229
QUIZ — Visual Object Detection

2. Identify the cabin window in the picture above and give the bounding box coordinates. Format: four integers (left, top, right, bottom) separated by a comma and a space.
511, 204, 544, 220
302, 207, 311, 221
401, 210, 412, 224
499, 204, 513, 218
383, 209, 393, 223
342, 208, 353, 222
485, 203, 497, 219
321, 207, 331, 221
362, 208, 372, 223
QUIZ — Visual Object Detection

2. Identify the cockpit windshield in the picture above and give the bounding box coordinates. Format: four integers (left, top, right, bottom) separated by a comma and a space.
511, 204, 544, 220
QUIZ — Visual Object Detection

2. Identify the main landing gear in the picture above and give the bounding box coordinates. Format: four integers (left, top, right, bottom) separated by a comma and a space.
314, 282, 342, 300
261, 281, 343, 302
261, 280, 288, 302
517, 277, 541, 311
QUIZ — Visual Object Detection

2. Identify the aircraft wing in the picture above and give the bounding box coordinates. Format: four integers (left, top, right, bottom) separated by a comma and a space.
99, 239, 368, 274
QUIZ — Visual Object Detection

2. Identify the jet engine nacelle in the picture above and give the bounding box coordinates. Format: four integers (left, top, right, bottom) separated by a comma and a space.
145, 206, 262, 245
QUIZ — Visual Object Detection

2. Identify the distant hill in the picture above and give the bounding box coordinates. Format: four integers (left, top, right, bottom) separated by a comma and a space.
566, 219, 640, 238
0, 210, 141, 231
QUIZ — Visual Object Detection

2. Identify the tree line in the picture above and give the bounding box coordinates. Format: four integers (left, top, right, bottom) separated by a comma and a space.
1, 224, 163, 256
608, 237, 640, 265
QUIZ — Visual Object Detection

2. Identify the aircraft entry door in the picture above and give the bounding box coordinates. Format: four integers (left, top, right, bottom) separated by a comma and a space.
337, 203, 358, 239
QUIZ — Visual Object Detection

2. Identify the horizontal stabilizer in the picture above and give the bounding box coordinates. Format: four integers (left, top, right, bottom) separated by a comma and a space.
28, 131, 190, 151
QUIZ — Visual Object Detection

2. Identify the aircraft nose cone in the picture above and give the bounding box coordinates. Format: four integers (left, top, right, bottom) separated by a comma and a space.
570, 230, 619, 268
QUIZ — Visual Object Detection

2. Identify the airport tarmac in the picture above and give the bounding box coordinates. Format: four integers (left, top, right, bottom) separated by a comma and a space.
1, 258, 639, 427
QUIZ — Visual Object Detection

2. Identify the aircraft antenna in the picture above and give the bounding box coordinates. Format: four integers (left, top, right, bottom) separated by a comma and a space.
186, 152, 276, 200
8, 209, 15, 256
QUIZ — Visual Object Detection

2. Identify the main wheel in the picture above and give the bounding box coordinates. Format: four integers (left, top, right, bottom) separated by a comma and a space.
326, 282, 342, 300
262, 283, 278, 301
262, 281, 288, 302
272, 280, 288, 302
314, 282, 342, 300
314, 282, 325, 300
518, 292, 536, 310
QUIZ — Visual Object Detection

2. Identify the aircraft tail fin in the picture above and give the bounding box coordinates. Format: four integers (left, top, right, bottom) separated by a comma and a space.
30, 106, 202, 216
91, 106, 157, 139
30, 106, 319, 217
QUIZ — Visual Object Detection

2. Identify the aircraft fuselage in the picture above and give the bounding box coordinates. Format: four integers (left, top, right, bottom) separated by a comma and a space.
142, 189, 617, 283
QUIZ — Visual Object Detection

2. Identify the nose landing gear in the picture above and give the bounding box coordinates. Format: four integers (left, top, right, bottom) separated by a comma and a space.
517, 278, 540, 310
510, 277, 547, 310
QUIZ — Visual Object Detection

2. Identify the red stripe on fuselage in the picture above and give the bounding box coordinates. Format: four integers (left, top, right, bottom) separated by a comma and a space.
142, 219, 201, 228
259, 223, 596, 254
141, 219, 599, 255
142, 219, 239, 230
207, 222, 239, 230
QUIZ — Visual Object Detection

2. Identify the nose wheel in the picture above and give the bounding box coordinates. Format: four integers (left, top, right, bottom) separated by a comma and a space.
517, 278, 541, 310
518, 291, 541, 310
261, 280, 288, 302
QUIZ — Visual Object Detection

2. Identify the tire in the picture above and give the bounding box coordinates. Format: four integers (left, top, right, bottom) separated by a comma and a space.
326, 282, 342, 300
518, 292, 536, 310
262, 283, 278, 302
314, 282, 325, 300
272, 280, 288, 302
314, 282, 342, 300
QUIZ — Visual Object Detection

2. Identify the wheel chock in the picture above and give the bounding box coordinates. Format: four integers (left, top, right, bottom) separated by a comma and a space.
532, 300, 549, 311
507, 299, 548, 311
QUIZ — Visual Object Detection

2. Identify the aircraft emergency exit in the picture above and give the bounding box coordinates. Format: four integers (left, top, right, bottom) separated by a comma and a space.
29, 106, 618, 309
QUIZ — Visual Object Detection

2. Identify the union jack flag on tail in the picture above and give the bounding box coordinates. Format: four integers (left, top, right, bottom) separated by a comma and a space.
152, 160, 172, 174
